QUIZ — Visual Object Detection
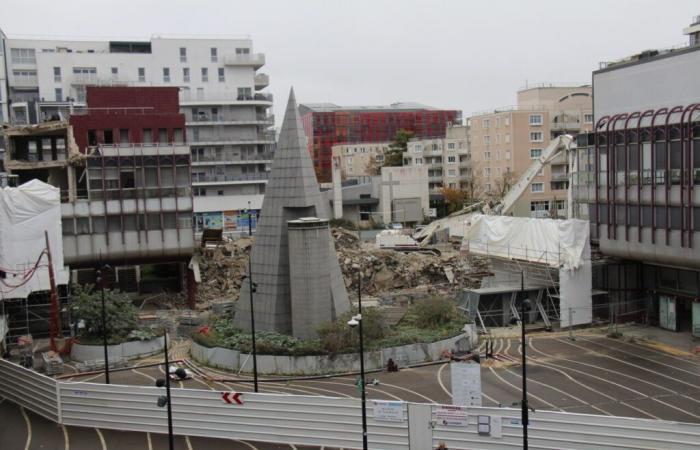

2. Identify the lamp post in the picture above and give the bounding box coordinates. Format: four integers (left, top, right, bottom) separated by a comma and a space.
519, 271, 530, 450
348, 264, 368, 450
155, 330, 175, 450
95, 264, 111, 384
246, 201, 259, 393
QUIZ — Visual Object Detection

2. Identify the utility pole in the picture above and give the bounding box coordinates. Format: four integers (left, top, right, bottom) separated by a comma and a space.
247, 201, 259, 393
163, 330, 174, 450
521, 270, 529, 450
96, 263, 110, 384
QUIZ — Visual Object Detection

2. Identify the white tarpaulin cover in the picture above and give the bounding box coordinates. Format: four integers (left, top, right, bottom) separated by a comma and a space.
0, 180, 69, 299
463, 214, 589, 271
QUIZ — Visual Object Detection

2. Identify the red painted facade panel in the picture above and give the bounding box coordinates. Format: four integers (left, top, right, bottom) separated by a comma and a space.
301, 108, 459, 182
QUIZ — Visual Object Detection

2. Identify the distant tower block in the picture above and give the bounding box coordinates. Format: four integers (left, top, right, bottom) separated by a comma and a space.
233, 88, 350, 336
287, 217, 340, 339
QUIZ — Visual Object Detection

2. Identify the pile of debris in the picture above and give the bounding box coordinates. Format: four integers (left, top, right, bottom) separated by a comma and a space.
333, 227, 488, 296
196, 237, 252, 305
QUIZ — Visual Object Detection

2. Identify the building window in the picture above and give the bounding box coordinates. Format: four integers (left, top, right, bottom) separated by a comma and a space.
530, 132, 543, 142
210, 47, 218, 62
505, 116, 510, 126
584, 113, 593, 123
505, 151, 511, 160
236, 47, 250, 55
13, 70, 37, 85
485, 183, 491, 192
448, 142, 455, 149
484, 167, 491, 177
529, 114, 543, 126
237, 87, 252, 100
217, 190, 224, 196
530, 148, 542, 159
179, 47, 187, 62
484, 151, 491, 161
72, 67, 97, 83
201, 68, 208, 82
448, 156, 456, 163
163, 67, 170, 83
75, 86, 86, 102
531, 182, 544, 193
138, 67, 145, 82
55, 88, 62, 102
111, 67, 118, 80
182, 67, 190, 83
53, 67, 61, 82
448, 169, 456, 176
415, 158, 423, 165
505, 134, 511, 143
483, 119, 490, 129
193, 187, 206, 196
495, 117, 501, 128
11, 48, 36, 64
218, 67, 225, 82
483, 135, 491, 145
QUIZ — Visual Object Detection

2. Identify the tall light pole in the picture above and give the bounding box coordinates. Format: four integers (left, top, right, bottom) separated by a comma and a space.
520, 271, 530, 450
348, 264, 368, 450
156, 330, 175, 450
246, 201, 259, 393
96, 264, 110, 384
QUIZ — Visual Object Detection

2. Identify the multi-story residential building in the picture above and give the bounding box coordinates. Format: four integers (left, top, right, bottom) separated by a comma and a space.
2, 86, 196, 305
0, 30, 273, 231
402, 124, 470, 210
573, 15, 700, 335
468, 85, 593, 218
299, 102, 460, 183
331, 141, 390, 177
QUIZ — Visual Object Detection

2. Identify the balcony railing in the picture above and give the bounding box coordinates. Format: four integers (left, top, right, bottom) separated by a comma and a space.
224, 53, 265, 67
187, 114, 274, 124
180, 91, 273, 104
550, 172, 569, 181
193, 172, 269, 183
254, 73, 270, 89
191, 152, 274, 163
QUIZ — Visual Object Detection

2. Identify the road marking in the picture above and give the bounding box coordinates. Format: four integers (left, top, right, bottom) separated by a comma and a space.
437, 361, 498, 405
290, 445, 298, 450
604, 336, 700, 368
528, 339, 661, 420
62, 425, 70, 450
95, 428, 107, 450
503, 338, 511, 356
185, 435, 193, 450
236, 440, 259, 450
317, 380, 403, 401
487, 367, 561, 410
147, 433, 153, 450
20, 407, 31, 450
132, 368, 157, 383
268, 381, 353, 398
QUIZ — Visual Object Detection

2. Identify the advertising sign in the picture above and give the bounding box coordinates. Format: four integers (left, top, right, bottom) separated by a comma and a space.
450, 362, 482, 407
435, 406, 468, 427
372, 401, 405, 422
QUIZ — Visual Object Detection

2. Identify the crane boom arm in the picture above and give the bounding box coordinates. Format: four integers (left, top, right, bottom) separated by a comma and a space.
494, 134, 574, 216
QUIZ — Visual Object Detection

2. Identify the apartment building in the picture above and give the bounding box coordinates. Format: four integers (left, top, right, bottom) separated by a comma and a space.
2, 86, 196, 305
572, 16, 700, 335
0, 30, 273, 231
402, 124, 470, 204
331, 141, 390, 177
468, 85, 593, 218
299, 102, 460, 183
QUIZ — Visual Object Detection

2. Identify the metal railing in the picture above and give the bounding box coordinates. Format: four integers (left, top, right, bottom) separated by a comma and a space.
193, 172, 269, 183
191, 152, 274, 163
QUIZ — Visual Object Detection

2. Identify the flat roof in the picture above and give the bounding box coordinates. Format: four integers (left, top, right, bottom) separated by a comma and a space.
596, 43, 700, 74
300, 102, 439, 113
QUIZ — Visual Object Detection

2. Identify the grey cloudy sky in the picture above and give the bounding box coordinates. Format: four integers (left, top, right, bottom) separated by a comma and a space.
2, 0, 698, 123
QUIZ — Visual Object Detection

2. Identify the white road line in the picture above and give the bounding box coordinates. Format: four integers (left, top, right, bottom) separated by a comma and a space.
185, 435, 193, 450
317, 380, 403, 401
95, 428, 107, 450
62, 425, 70, 450
147, 433, 153, 450
437, 362, 498, 405
604, 336, 700, 368
80, 373, 105, 383
579, 337, 700, 378
503, 338, 511, 356
268, 382, 353, 398
529, 339, 662, 420
487, 367, 561, 410
366, 380, 437, 403
236, 439, 259, 450
131, 368, 157, 383
20, 406, 31, 450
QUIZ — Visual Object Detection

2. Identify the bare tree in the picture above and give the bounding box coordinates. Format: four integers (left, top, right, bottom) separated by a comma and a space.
365, 155, 381, 176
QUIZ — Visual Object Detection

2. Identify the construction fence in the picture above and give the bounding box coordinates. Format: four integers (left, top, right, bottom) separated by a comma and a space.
1, 359, 700, 449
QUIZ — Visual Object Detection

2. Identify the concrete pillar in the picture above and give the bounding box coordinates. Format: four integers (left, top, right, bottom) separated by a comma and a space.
332, 157, 343, 219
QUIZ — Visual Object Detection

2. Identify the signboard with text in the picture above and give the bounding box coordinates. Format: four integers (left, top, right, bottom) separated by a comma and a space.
450, 362, 482, 407
372, 401, 405, 422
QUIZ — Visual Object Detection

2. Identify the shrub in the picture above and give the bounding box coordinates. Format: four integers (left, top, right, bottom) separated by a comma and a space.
317, 307, 388, 353
404, 296, 459, 329
70, 284, 139, 344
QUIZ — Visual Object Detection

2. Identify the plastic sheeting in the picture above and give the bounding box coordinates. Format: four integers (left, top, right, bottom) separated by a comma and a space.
0, 180, 69, 299
462, 214, 589, 271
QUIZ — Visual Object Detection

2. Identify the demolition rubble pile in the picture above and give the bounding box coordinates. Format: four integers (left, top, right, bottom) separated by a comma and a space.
197, 237, 252, 305
332, 227, 488, 296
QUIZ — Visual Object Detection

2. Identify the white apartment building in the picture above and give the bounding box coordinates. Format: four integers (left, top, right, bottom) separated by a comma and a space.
331, 142, 390, 177
0, 31, 274, 230
402, 124, 470, 197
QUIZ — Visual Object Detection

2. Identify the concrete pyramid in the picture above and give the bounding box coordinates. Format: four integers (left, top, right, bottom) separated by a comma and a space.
233, 88, 350, 337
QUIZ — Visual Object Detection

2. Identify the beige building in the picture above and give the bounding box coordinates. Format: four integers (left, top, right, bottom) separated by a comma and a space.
331, 142, 390, 177
468, 84, 593, 217
402, 124, 470, 197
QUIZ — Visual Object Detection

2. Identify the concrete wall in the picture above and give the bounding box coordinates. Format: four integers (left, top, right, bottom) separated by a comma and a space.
191, 331, 472, 375
71, 336, 165, 362
380, 165, 429, 224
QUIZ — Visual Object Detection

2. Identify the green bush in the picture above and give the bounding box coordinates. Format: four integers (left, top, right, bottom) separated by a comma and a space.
403, 296, 459, 329
317, 307, 388, 353
70, 284, 139, 345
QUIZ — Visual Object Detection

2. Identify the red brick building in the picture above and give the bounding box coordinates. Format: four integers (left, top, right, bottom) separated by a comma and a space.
299, 102, 460, 182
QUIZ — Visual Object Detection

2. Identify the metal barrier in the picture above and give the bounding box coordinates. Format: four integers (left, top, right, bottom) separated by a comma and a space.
0, 359, 59, 422
1, 359, 700, 449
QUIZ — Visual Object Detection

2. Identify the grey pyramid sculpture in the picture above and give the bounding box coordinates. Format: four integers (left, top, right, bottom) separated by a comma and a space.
233, 88, 350, 338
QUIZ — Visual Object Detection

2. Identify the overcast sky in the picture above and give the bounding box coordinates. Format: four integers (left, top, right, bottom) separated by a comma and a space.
2, 0, 698, 124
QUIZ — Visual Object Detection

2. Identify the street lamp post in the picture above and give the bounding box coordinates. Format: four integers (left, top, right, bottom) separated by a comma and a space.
520, 271, 529, 450
246, 201, 259, 393
157, 330, 175, 450
96, 265, 110, 384
348, 265, 368, 450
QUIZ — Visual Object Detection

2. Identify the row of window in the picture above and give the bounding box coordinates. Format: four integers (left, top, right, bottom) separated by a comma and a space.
178, 46, 250, 63
482, 134, 514, 145
483, 150, 512, 161
62, 212, 192, 236
478, 113, 593, 130
50, 65, 227, 85
594, 203, 700, 231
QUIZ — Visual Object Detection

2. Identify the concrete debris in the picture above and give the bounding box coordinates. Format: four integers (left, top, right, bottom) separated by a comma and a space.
196, 237, 253, 306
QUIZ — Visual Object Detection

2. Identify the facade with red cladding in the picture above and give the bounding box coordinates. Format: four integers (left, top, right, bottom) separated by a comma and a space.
70, 86, 186, 151
299, 104, 460, 182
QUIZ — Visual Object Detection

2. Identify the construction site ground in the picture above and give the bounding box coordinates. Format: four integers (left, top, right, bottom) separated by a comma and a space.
6, 331, 697, 450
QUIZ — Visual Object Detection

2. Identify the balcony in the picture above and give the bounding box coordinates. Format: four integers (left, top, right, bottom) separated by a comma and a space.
192, 172, 269, 185
550, 120, 581, 131
180, 91, 273, 106
186, 115, 274, 126
191, 152, 274, 164
224, 53, 265, 69
12, 75, 38, 87
550, 172, 569, 181
254, 73, 270, 90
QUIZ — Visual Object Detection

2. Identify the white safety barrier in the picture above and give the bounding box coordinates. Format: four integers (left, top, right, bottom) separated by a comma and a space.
1, 359, 700, 449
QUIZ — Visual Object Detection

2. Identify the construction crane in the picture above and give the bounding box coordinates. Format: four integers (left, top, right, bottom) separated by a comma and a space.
414, 134, 576, 245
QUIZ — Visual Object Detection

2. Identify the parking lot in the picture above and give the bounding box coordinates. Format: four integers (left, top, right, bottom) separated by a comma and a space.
2, 331, 699, 449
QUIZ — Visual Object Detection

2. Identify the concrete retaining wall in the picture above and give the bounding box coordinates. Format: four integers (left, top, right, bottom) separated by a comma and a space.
191, 329, 474, 375
71, 336, 165, 362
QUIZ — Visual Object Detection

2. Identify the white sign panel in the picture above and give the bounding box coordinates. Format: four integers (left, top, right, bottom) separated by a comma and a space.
450, 362, 482, 407
372, 401, 404, 422
435, 406, 468, 427
429, 208, 438, 218
477, 415, 503, 439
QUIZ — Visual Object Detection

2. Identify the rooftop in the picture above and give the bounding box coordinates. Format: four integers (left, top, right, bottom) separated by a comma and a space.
299, 102, 438, 114
597, 41, 700, 72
